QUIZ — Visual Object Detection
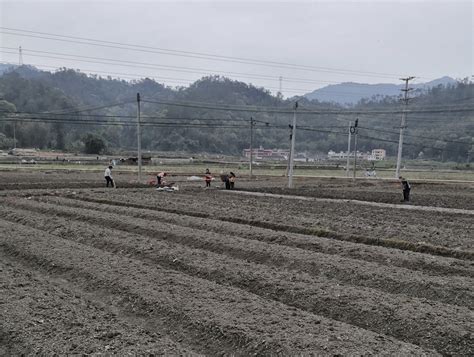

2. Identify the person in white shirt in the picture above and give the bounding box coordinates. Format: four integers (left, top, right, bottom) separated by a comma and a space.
156, 172, 167, 187
104, 165, 115, 188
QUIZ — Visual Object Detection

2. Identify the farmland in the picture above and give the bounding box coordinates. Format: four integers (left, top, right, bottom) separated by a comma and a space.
0, 169, 473, 355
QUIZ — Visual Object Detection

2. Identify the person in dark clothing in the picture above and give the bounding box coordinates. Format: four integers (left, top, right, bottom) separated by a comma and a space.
399, 176, 411, 202
220, 172, 230, 189
229, 172, 236, 189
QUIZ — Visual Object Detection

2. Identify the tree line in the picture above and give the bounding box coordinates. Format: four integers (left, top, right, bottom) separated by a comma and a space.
0, 66, 472, 162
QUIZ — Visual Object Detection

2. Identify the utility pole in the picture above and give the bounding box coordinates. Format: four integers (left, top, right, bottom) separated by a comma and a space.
346, 121, 352, 177
395, 76, 415, 178
136, 92, 142, 182
249, 116, 255, 178
286, 124, 292, 177
13, 120, 16, 149
278, 76, 283, 96
287, 101, 298, 188
19, 46, 23, 66
352, 119, 359, 180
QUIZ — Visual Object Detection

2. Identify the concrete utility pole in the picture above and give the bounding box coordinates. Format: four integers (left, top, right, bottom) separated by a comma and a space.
136, 92, 142, 182
351, 119, 359, 180
346, 121, 352, 177
18, 46, 23, 66
287, 101, 298, 188
278, 76, 283, 95
286, 125, 292, 177
13, 120, 16, 149
249, 116, 255, 178
395, 76, 415, 178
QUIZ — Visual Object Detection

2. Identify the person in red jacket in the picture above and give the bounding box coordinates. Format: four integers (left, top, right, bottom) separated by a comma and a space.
204, 168, 212, 188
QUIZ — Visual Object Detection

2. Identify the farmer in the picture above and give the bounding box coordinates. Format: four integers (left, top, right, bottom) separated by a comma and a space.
220, 172, 230, 190
205, 168, 212, 188
157, 172, 167, 187
399, 176, 411, 202
104, 165, 115, 188
229, 171, 236, 189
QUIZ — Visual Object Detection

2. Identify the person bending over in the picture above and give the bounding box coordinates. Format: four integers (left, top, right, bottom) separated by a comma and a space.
157, 172, 167, 187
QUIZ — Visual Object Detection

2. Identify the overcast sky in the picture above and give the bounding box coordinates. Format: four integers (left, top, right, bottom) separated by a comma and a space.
0, 0, 472, 97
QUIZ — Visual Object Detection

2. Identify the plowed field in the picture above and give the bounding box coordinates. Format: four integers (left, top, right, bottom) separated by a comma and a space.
1, 171, 473, 355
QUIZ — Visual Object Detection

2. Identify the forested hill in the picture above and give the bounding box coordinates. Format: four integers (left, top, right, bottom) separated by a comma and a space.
0, 66, 473, 162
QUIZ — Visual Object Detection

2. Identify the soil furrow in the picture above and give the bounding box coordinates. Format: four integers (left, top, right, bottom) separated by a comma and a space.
4, 197, 473, 310
1, 205, 471, 355
67, 192, 474, 259
0, 253, 199, 356
43, 194, 474, 278
246, 183, 474, 210
0, 219, 433, 356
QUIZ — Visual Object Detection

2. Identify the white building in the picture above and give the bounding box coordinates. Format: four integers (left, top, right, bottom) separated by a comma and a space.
243, 146, 289, 160
371, 149, 386, 160
328, 148, 386, 161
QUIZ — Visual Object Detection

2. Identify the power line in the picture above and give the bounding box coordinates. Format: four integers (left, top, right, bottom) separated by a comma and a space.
0, 116, 259, 129
2, 99, 472, 120
356, 133, 464, 154
0, 48, 360, 88
0, 27, 406, 79
1, 110, 274, 124
0, 111, 257, 122
0, 110, 357, 128
0, 50, 408, 97
0, 115, 347, 132
1, 54, 468, 100
0, 100, 134, 116
1, 116, 468, 154
0, 60, 319, 96
358, 126, 472, 145
356, 115, 474, 122
140, 98, 474, 115
1, 58, 399, 98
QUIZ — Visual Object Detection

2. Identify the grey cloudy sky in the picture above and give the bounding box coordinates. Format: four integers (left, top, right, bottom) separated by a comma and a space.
0, 0, 472, 97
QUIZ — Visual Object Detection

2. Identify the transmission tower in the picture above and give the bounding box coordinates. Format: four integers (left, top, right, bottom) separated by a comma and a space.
19, 46, 23, 65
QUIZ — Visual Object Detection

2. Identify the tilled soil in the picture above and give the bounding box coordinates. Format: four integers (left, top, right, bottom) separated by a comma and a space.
0, 184, 473, 355
246, 177, 474, 210
1, 219, 435, 355
0, 170, 143, 190
0, 252, 197, 356
73, 187, 474, 253
1, 169, 473, 210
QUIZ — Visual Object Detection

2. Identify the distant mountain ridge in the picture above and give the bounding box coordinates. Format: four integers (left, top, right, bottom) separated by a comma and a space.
304, 76, 457, 105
